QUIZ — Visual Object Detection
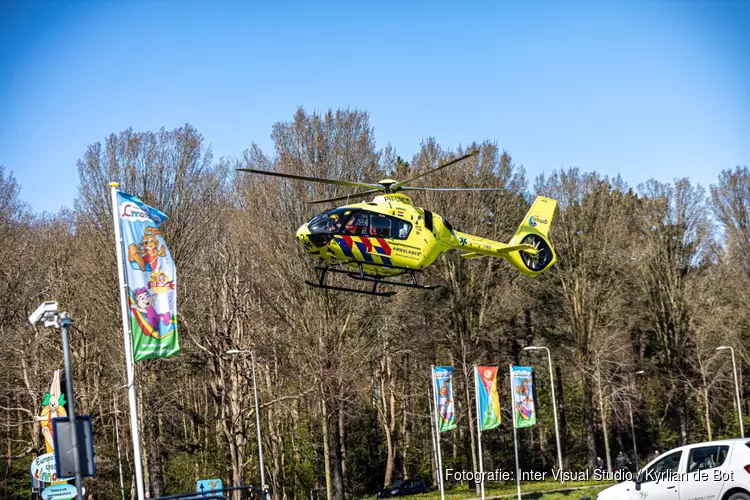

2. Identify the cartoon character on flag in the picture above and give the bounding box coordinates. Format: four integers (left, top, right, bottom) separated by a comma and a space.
511, 366, 536, 428
433, 366, 457, 432
117, 191, 179, 362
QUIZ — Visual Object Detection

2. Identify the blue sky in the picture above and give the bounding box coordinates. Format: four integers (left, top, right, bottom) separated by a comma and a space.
1, 1, 748, 214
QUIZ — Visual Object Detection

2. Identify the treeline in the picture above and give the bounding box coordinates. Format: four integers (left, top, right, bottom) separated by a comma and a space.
1, 108, 749, 499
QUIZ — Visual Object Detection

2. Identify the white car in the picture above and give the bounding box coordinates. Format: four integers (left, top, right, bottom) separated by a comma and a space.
597, 439, 750, 500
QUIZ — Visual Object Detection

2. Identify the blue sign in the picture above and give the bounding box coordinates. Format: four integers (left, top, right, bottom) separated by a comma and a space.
197, 479, 223, 496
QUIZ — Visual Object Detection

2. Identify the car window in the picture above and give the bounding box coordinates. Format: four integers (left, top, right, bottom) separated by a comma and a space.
688, 446, 729, 472
642, 451, 682, 482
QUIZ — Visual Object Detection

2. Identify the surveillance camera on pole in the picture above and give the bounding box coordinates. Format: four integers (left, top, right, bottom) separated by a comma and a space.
28, 301, 60, 327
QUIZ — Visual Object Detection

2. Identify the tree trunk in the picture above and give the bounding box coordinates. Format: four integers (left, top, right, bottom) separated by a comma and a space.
703, 385, 712, 441
331, 411, 344, 500
556, 365, 567, 454
380, 352, 397, 487
401, 364, 412, 480
338, 391, 348, 499
597, 374, 612, 473
143, 378, 165, 498
321, 399, 332, 500
583, 372, 597, 471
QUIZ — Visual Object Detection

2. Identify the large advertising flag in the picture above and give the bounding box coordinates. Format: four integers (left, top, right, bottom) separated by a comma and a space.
511, 366, 536, 428
475, 366, 501, 430
117, 191, 179, 362
432, 366, 457, 433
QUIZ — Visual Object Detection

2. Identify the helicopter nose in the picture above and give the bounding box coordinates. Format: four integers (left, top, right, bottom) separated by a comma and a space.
296, 224, 311, 244
296, 224, 317, 252
297, 223, 331, 252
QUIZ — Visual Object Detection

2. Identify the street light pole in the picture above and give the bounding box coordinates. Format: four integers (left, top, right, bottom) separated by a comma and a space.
627, 401, 638, 472
524, 346, 564, 477
630, 370, 645, 472
29, 304, 83, 500
59, 313, 83, 500
717, 346, 745, 438
226, 350, 267, 494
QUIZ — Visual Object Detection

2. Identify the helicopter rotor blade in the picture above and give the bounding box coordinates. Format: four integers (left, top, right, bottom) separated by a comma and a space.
391, 151, 478, 191
399, 187, 519, 192
236, 168, 383, 190
306, 189, 381, 204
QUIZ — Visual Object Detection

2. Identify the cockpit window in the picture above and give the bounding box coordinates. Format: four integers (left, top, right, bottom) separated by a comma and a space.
308, 208, 353, 234
308, 208, 412, 239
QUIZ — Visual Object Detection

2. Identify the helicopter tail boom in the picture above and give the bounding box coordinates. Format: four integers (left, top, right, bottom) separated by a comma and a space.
452, 196, 558, 277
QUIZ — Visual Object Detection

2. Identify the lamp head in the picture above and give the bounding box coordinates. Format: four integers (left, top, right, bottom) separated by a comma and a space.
523, 346, 540, 351
717, 346, 730, 351
28, 301, 59, 327
635, 370, 645, 375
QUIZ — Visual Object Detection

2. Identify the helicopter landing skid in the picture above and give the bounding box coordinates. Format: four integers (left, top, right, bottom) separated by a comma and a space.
305, 265, 396, 297
306, 262, 439, 297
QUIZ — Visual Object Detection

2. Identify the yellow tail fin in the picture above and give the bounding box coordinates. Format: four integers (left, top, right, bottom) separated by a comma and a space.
513, 196, 556, 240
505, 196, 558, 276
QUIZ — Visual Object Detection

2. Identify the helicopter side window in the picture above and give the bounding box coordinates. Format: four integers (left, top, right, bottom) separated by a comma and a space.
395, 220, 412, 239
370, 214, 392, 238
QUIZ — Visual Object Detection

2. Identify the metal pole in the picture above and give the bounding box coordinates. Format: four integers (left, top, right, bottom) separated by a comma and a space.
510, 366, 521, 500
628, 402, 638, 471
251, 352, 267, 496
59, 313, 83, 499
473, 367, 485, 500
110, 183, 146, 500
430, 366, 445, 500
730, 347, 745, 438
542, 348, 564, 480
428, 380, 440, 490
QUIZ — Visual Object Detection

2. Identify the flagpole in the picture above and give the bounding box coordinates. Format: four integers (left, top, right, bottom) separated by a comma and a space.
430, 366, 445, 500
510, 366, 521, 500
428, 379, 439, 491
473, 367, 485, 500
109, 183, 146, 500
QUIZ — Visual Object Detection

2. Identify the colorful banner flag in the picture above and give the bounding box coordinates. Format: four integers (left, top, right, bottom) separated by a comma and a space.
433, 366, 457, 433
117, 191, 179, 362
475, 366, 501, 430
511, 366, 536, 428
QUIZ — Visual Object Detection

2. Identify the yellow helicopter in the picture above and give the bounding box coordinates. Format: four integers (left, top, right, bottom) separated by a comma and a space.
238, 151, 557, 297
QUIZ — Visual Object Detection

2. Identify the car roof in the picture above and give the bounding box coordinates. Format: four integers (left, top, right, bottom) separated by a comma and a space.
666, 438, 750, 453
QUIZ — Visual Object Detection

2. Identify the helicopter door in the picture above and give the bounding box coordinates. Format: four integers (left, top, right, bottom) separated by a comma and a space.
343, 211, 370, 236
370, 213, 392, 238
